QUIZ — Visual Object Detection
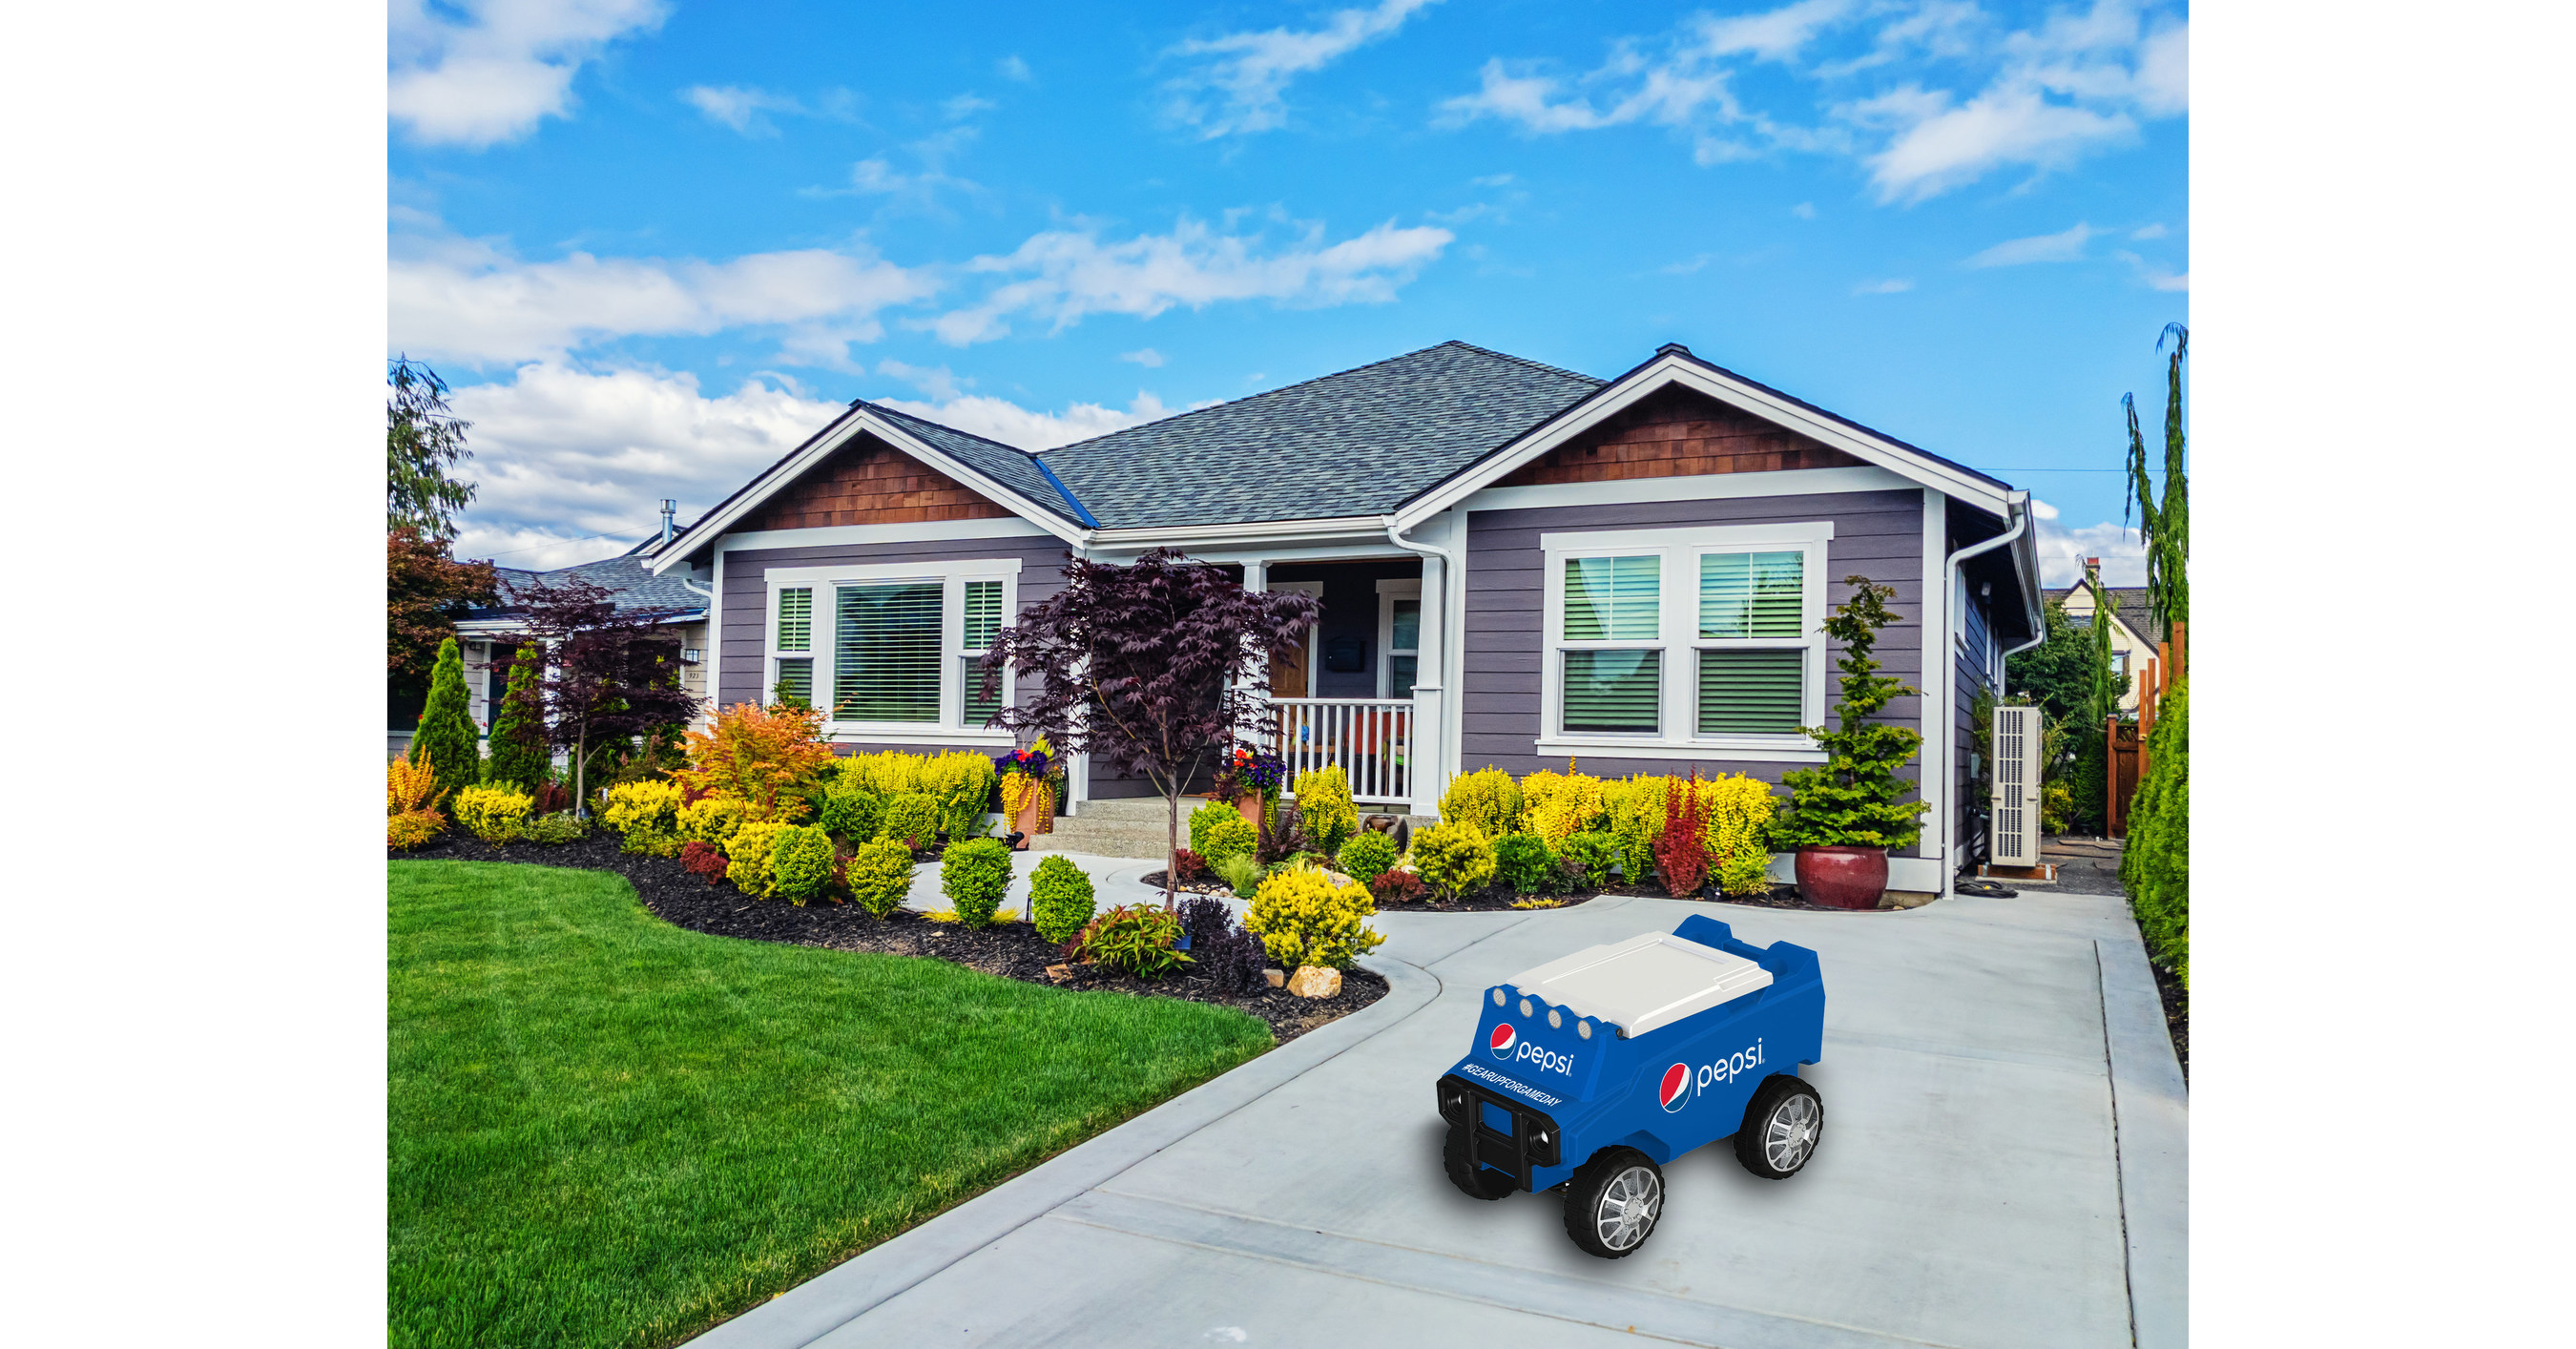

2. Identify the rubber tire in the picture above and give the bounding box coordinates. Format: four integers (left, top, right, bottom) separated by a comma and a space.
1443, 1121, 1518, 1200
1734, 1074, 1825, 1179
1561, 1147, 1665, 1259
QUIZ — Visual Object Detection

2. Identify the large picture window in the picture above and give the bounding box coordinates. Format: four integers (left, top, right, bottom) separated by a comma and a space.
1540, 524, 1834, 759
763, 559, 1020, 741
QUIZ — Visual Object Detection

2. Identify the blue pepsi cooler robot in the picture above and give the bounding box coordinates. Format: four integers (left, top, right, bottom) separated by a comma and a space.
1434, 915, 1827, 1258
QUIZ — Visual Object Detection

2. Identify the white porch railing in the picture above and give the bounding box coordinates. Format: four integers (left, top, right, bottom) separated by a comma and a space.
1271, 697, 1414, 805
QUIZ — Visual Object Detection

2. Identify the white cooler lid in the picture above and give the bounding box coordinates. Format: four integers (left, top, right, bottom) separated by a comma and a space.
1506, 931, 1774, 1036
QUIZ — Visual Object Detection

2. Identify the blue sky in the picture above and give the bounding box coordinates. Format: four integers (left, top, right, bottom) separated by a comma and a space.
389, 0, 2185, 581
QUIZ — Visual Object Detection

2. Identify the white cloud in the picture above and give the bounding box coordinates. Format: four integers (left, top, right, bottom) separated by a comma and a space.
389, 0, 670, 148
682, 85, 794, 135
444, 362, 850, 569
1470, 172, 1515, 186
1119, 348, 1167, 367
1163, 0, 1444, 137
2130, 222, 2168, 239
389, 227, 937, 365
997, 54, 1033, 83
1854, 277, 1914, 294
876, 391, 1180, 451
925, 216, 1454, 345
2032, 508, 2148, 588
942, 93, 998, 120
1965, 221, 2098, 267
1793, 200, 1817, 218
2113, 250, 2188, 291
1437, 0, 2186, 203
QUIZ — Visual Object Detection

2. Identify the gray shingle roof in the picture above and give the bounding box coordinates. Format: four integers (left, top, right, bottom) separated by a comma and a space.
2053, 582, 2160, 642
475, 548, 707, 620
1034, 341, 1604, 529
864, 401, 1092, 525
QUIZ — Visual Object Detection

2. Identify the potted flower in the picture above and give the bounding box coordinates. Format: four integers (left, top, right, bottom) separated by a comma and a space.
1212, 744, 1288, 830
1776, 578, 1930, 909
996, 737, 1054, 850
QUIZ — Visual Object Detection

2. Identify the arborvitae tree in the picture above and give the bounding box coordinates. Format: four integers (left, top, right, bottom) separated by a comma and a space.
1776, 578, 1930, 850
2123, 324, 2189, 643
414, 636, 482, 803
485, 652, 550, 791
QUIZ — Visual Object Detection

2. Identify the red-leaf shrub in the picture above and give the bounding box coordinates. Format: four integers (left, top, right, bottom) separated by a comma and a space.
529, 779, 572, 816
680, 840, 729, 884
1369, 869, 1425, 904
1174, 847, 1212, 883
1653, 771, 1713, 897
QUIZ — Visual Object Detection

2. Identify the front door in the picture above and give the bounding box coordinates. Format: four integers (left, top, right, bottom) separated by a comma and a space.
1267, 580, 1322, 698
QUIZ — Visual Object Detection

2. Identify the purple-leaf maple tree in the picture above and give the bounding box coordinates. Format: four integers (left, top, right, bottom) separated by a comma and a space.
509, 576, 702, 813
982, 549, 1319, 902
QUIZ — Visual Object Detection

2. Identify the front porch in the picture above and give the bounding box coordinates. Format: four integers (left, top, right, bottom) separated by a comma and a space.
1242, 557, 1436, 811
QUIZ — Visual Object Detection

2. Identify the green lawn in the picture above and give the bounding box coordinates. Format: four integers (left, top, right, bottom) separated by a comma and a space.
390, 861, 1272, 1349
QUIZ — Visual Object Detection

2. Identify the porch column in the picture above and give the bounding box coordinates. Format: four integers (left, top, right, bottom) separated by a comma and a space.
1409, 552, 1447, 818
1237, 559, 1268, 753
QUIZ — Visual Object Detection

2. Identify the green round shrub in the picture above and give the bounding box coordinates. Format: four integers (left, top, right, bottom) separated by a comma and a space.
818, 783, 884, 842
1335, 831, 1399, 884
768, 824, 835, 905
1558, 830, 1622, 890
1187, 799, 1241, 855
1198, 813, 1257, 867
1028, 854, 1098, 944
845, 839, 916, 918
1493, 831, 1561, 894
941, 837, 1014, 929
882, 792, 941, 847
1410, 820, 1498, 902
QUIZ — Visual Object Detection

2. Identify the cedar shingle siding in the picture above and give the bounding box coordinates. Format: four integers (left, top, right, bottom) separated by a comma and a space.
1495, 386, 1863, 488
739, 432, 1015, 531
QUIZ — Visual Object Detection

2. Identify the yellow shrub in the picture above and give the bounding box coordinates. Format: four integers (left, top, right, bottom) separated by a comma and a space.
676, 796, 749, 847
725, 820, 792, 897
454, 785, 534, 844
839, 750, 997, 838
1697, 774, 1779, 895
1243, 864, 1387, 970
386, 809, 443, 850
1525, 770, 1606, 846
387, 754, 443, 815
1438, 765, 1521, 838
1601, 776, 1670, 882
999, 773, 1036, 819
1292, 765, 1359, 852
601, 779, 684, 835
1409, 820, 1498, 901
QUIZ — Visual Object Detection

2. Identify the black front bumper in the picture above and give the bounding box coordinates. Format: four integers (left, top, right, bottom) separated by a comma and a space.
1436, 1072, 1562, 1191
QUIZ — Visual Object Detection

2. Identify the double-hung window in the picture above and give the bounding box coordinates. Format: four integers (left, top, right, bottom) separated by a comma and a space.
1540, 523, 1832, 759
763, 559, 1020, 741
1377, 578, 1423, 699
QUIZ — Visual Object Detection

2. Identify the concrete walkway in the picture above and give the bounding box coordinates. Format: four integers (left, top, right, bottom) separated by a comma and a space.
689, 887, 2186, 1349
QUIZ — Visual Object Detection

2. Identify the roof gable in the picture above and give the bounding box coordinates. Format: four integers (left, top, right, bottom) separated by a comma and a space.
1494, 384, 1865, 487
740, 431, 1018, 531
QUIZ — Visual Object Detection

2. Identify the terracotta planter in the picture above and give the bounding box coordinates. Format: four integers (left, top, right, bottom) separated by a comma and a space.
1234, 793, 1263, 828
1009, 793, 1044, 849
1795, 846, 1889, 909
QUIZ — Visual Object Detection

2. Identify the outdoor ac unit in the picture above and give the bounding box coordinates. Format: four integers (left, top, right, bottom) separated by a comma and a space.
1990, 703, 2045, 868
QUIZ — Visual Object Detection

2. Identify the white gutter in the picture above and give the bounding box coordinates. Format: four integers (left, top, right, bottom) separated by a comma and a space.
1383, 512, 1462, 817
1939, 492, 2033, 894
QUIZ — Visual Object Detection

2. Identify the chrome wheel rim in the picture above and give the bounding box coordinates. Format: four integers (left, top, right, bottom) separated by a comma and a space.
1593, 1166, 1661, 1251
1764, 1093, 1820, 1172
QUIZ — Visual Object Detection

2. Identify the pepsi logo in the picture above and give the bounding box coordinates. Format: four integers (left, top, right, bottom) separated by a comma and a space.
1658, 1062, 1692, 1113
1487, 1024, 1518, 1060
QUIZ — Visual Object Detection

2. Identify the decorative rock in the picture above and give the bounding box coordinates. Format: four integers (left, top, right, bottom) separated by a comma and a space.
1044, 964, 1073, 982
1319, 869, 1358, 889
1287, 965, 1341, 999
1262, 967, 1286, 988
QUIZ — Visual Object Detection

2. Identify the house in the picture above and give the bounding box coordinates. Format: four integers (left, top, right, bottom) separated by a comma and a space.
643, 341, 2046, 895
444, 520, 715, 742
2052, 560, 2159, 715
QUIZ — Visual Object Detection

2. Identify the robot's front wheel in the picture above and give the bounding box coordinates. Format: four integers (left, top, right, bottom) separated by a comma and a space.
1735, 1074, 1824, 1179
1562, 1147, 1664, 1258
1442, 1121, 1518, 1199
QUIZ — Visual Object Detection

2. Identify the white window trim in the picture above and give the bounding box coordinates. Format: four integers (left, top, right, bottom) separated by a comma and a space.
1374, 577, 1422, 699
1536, 522, 1833, 762
763, 558, 1023, 746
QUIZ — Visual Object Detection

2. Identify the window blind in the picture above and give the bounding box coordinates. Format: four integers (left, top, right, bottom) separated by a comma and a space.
776, 587, 813, 653
1390, 598, 1420, 652
964, 580, 1003, 651
1564, 650, 1661, 734
1697, 649, 1803, 735
774, 658, 813, 709
1698, 551, 1803, 639
833, 582, 942, 722
1563, 556, 1659, 641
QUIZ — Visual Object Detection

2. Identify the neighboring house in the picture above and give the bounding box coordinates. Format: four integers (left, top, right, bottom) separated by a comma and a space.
2053, 562, 2159, 715
435, 524, 716, 747
643, 341, 2045, 894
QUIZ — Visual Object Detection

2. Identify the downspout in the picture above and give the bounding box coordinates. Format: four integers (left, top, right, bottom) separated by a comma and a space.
1940, 492, 2035, 893
1384, 514, 1462, 818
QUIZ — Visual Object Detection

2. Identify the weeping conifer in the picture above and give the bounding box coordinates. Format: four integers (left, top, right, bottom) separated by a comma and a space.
413, 637, 481, 804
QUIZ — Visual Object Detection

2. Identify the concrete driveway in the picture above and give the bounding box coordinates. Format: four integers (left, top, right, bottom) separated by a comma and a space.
687, 888, 2185, 1349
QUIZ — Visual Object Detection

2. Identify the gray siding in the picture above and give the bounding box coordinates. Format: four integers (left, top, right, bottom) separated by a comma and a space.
1954, 586, 1998, 870
717, 532, 1076, 754
1459, 488, 1927, 799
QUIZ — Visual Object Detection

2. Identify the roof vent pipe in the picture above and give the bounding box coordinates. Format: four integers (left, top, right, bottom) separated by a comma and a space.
659, 500, 676, 546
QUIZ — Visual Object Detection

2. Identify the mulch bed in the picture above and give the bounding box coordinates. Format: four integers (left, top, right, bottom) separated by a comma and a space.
390, 833, 1385, 1044
2149, 956, 2189, 1081
1141, 870, 1904, 914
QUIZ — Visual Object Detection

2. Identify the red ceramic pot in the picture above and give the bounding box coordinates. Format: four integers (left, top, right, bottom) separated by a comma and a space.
1795, 846, 1889, 909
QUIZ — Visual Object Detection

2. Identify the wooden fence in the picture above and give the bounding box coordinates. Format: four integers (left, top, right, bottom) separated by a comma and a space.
2107, 621, 2185, 837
